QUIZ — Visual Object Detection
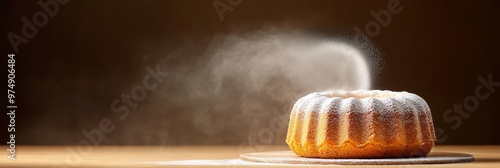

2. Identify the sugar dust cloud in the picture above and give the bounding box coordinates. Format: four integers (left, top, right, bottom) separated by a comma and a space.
108, 29, 378, 145
208, 31, 372, 95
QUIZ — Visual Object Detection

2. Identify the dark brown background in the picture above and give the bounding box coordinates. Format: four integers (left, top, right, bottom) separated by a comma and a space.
1, 0, 499, 145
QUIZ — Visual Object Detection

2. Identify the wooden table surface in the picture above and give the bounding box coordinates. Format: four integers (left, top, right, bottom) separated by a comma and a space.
1, 145, 499, 168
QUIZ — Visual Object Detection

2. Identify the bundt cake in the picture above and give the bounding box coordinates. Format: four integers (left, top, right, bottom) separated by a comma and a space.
286, 90, 436, 158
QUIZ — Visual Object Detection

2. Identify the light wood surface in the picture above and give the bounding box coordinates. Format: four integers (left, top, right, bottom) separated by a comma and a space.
0, 145, 499, 168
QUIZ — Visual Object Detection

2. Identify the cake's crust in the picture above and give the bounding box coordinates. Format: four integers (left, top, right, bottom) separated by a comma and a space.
286, 90, 436, 159
289, 140, 433, 159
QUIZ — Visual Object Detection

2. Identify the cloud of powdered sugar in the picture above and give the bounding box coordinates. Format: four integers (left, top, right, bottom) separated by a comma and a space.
116, 28, 379, 145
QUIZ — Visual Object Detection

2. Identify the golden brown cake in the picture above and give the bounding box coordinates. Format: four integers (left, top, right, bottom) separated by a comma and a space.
286, 90, 436, 158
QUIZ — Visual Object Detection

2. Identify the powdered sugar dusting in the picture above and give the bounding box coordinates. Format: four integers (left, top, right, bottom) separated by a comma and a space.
145, 151, 474, 166
147, 159, 293, 166
295, 90, 430, 115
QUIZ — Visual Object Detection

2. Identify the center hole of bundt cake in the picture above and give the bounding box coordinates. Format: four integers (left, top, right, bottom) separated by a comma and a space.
321, 90, 395, 99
